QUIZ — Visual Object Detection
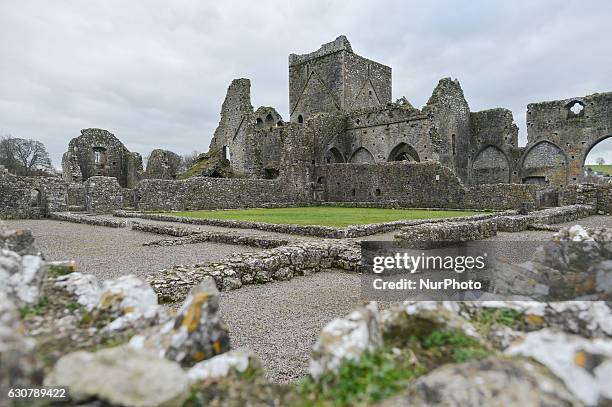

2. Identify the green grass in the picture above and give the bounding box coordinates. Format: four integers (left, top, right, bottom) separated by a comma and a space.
586, 164, 612, 176
295, 347, 426, 406
162, 207, 481, 227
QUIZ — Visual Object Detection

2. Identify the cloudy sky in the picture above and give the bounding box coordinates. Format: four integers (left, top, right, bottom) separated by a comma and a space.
1, 0, 611, 167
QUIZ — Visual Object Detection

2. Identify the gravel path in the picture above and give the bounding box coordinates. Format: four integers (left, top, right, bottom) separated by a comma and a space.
3, 219, 261, 280
219, 270, 367, 383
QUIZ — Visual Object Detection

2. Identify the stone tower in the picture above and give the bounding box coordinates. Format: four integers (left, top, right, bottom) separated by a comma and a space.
288, 36, 392, 123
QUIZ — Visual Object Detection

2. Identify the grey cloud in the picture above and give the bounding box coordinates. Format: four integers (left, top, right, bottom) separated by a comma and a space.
1, 0, 611, 167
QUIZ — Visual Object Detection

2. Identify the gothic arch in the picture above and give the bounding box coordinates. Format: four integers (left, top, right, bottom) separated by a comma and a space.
471, 145, 510, 184
349, 147, 375, 163
324, 147, 345, 164
387, 142, 420, 162
521, 140, 568, 186
582, 134, 612, 166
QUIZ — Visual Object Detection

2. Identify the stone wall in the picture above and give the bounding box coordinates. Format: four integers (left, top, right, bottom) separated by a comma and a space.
318, 161, 538, 210
469, 108, 521, 184
423, 78, 471, 182
288, 35, 391, 122
145, 149, 181, 180
525, 92, 612, 183
0, 173, 68, 219
62, 128, 143, 188
560, 183, 612, 214
395, 219, 497, 247
85, 177, 123, 214
134, 176, 295, 211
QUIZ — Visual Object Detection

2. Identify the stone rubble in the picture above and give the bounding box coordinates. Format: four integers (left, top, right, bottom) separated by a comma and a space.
130, 277, 231, 367
45, 346, 190, 407
506, 329, 612, 406
187, 348, 261, 383
309, 302, 382, 378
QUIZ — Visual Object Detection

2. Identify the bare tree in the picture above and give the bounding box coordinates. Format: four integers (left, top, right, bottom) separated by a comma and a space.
0, 135, 53, 176
596, 157, 606, 165
180, 150, 201, 171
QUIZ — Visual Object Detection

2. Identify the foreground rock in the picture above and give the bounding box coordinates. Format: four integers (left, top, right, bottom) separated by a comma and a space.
130, 277, 231, 367
309, 302, 382, 378
0, 248, 47, 306
379, 358, 581, 407
45, 346, 190, 407
0, 291, 43, 396
506, 329, 612, 406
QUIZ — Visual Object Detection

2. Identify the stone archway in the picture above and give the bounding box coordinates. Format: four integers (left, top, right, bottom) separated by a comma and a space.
471, 145, 510, 184
388, 143, 420, 162
349, 147, 375, 163
324, 147, 345, 164
521, 140, 568, 186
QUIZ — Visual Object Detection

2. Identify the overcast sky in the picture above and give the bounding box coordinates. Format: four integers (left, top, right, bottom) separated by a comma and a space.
1, 0, 611, 167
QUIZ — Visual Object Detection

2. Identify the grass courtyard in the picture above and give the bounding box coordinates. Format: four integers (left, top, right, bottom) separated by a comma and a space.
586, 164, 612, 176
163, 207, 481, 227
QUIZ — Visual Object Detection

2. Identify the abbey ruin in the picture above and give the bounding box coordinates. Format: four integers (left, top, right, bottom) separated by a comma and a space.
1, 35, 611, 217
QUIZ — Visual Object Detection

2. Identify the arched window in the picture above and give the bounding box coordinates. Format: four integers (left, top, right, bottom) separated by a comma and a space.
349, 147, 375, 163
472, 145, 510, 184
256, 117, 264, 126
387, 143, 420, 162
265, 114, 274, 124
325, 147, 345, 164
30, 189, 41, 207
297, 115, 304, 124
93, 147, 107, 166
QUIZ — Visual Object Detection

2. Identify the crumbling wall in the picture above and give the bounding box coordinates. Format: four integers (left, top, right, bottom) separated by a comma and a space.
61, 128, 143, 188
134, 177, 295, 211
85, 176, 123, 214
559, 183, 612, 214
330, 105, 432, 165
0, 173, 68, 219
469, 108, 520, 184
145, 149, 181, 180
524, 92, 612, 184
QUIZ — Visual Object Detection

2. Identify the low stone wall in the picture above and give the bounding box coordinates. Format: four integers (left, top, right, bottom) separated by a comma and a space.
395, 219, 497, 246
493, 205, 593, 232
142, 232, 289, 249
85, 177, 123, 214
132, 222, 290, 248
49, 212, 127, 228
0, 173, 68, 219
67, 183, 86, 208
147, 240, 360, 302
560, 183, 612, 215
116, 211, 508, 239
134, 177, 296, 212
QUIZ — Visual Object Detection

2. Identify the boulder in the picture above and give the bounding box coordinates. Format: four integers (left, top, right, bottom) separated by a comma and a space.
0, 248, 47, 306
505, 329, 612, 406
187, 348, 261, 383
130, 277, 231, 367
0, 292, 43, 395
381, 301, 480, 340
45, 346, 189, 407
378, 358, 581, 407
309, 302, 382, 378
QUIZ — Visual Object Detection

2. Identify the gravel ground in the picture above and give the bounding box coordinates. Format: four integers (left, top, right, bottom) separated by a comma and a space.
2, 219, 261, 280
219, 270, 369, 383
4, 214, 610, 384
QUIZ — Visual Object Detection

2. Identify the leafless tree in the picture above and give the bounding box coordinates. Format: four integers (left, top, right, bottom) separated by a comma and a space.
596, 157, 606, 165
180, 150, 201, 171
0, 135, 53, 176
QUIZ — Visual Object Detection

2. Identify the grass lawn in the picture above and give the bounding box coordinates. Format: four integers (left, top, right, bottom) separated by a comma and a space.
586, 164, 612, 176
162, 207, 482, 227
